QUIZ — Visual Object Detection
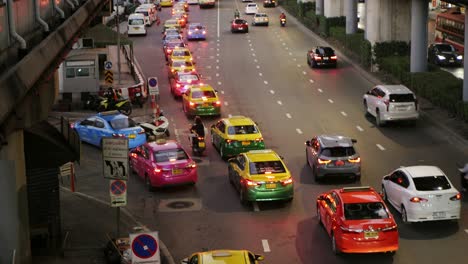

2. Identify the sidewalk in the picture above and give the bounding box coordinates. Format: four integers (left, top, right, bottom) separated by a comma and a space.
32, 188, 175, 264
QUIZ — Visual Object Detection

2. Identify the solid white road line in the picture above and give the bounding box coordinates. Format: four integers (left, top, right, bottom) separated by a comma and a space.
376, 144, 386, 151
356, 125, 364, 132
259, 73, 263, 76
317, 88, 323, 93
270, 90, 275, 94
277, 100, 283, 105
296, 128, 303, 134
328, 99, 334, 103
253, 202, 260, 212
262, 239, 271, 252
264, 80, 268, 85
340, 111, 347, 117
309, 79, 314, 83
224, 101, 229, 106
217, 1, 220, 38
286, 113, 292, 119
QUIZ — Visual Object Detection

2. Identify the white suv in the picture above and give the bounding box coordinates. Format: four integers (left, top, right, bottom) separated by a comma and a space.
363, 85, 419, 126
245, 3, 258, 14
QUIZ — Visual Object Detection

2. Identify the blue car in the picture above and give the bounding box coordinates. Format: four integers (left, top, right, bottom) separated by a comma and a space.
72, 111, 146, 149
187, 23, 206, 40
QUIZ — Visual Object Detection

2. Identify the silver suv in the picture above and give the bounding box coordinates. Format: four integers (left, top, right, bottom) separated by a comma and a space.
305, 135, 361, 182
363, 85, 419, 126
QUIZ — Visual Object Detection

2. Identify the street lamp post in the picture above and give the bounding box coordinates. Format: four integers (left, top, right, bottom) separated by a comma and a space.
116, 1, 122, 85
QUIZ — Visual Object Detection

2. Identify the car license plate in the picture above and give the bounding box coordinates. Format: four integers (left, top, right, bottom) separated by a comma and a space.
364, 231, 379, 238
239, 27, 243, 29
242, 141, 250, 146
129, 134, 136, 139
433, 212, 446, 218
324, 57, 329, 60
136, 93, 141, 96
199, 141, 205, 147
133, 27, 139, 30
202, 103, 210, 107
335, 160, 344, 166
450, 59, 455, 62
172, 168, 183, 175
265, 183, 276, 189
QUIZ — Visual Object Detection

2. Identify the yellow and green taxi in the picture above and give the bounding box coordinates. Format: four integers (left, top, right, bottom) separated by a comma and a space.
170, 47, 193, 62
210, 116, 265, 159
163, 19, 181, 32
182, 84, 221, 117
182, 250, 264, 264
160, 0, 173, 7
168, 59, 195, 78
228, 149, 294, 204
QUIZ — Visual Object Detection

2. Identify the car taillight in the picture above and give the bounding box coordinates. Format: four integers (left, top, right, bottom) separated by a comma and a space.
226, 139, 237, 144
314, 56, 322, 60
188, 31, 192, 35
189, 102, 196, 107
171, 69, 175, 72
197, 136, 204, 141
131, 153, 138, 158
167, 49, 172, 53
190, 57, 193, 61
176, 83, 181, 88
112, 133, 126, 138
348, 157, 361, 163
255, 137, 263, 142
318, 158, 331, 164
281, 178, 293, 186
154, 167, 161, 173
381, 224, 398, 232
450, 193, 462, 201
331, 55, 337, 60
244, 179, 259, 186
214, 101, 221, 106
340, 226, 363, 233
410, 197, 428, 203
384, 99, 390, 111
202, 31, 206, 34
70, 123, 75, 129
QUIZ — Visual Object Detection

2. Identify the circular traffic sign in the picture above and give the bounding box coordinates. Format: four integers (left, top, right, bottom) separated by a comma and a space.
111, 180, 126, 196
148, 78, 158, 87
104, 61, 113, 70
132, 234, 158, 259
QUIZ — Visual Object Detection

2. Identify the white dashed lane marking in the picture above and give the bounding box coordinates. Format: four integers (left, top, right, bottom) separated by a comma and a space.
249, 43, 252, 46
309, 79, 314, 83
252, 53, 256, 56
340, 111, 347, 117
376, 144, 386, 151
282, 42, 286, 46
264, 80, 269, 85
262, 239, 271, 252
216, 59, 219, 63
256, 65, 260, 69
224, 101, 229, 106
317, 89, 323, 93
296, 128, 303, 134
216, 65, 219, 69
277, 100, 283, 105
206, 66, 212, 69
216, 73, 220, 77
297, 64, 301, 67
259, 73, 263, 76
328, 99, 334, 103
216, 53, 220, 57
217, 81, 222, 85
270, 90, 275, 94
251, 48, 254, 51
289, 52, 293, 55
356, 126, 364, 132
254, 59, 258, 63
286, 113, 292, 119
285, 47, 289, 50
302, 71, 307, 75
220, 90, 225, 94
293, 58, 297, 61
253, 202, 260, 212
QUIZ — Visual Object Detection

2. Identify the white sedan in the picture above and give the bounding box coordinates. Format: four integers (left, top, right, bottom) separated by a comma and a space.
245, 3, 258, 15
381, 165, 461, 223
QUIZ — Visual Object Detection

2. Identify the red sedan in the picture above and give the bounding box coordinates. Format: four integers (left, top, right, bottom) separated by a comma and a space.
130, 139, 197, 190
169, 71, 202, 98
316, 186, 398, 255
231, 18, 249, 33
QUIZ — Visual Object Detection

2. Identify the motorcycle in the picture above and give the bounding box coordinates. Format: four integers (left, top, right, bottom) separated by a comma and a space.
280, 18, 286, 27
189, 129, 206, 156
138, 112, 170, 139
97, 97, 133, 116
83, 94, 104, 111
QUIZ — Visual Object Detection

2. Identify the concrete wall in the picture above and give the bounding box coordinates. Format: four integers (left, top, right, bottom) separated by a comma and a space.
324, 0, 344, 17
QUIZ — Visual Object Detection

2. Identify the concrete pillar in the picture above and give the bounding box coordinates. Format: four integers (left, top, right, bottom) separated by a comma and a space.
324, 0, 344, 17
410, 0, 428, 72
316, 0, 324, 15
0, 130, 31, 264
464, 7, 468, 102
345, 0, 358, 34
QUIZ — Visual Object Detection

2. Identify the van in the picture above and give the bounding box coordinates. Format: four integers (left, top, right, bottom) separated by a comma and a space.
135, 6, 157, 26
128, 13, 147, 36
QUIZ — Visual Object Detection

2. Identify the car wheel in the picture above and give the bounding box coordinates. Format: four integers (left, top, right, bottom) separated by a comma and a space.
312, 60, 317, 68
307, 57, 310, 66
240, 187, 249, 205
211, 134, 216, 147
228, 166, 234, 185
382, 186, 388, 201
401, 205, 408, 223
376, 109, 385, 127
317, 206, 322, 225
245, 29, 249, 33
220, 145, 225, 160
165, 129, 170, 137
266, 23, 269, 26
331, 232, 341, 255
363, 100, 370, 117
313, 165, 320, 182
355, 175, 361, 182
145, 175, 154, 192
306, 150, 310, 166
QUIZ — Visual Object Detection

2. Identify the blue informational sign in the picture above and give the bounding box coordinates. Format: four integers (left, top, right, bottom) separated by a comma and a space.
132, 234, 158, 259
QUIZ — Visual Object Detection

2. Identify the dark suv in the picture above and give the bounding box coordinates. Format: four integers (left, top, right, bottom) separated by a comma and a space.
428, 43, 463, 66
307, 46, 337, 68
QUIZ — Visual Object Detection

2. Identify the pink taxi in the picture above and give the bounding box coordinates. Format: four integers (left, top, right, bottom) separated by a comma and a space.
130, 139, 198, 190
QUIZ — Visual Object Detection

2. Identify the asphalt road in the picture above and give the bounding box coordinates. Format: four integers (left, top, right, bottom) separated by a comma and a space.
73, 1, 468, 263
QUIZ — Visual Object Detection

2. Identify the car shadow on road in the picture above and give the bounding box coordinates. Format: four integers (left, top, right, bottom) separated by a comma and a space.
295, 217, 395, 264
299, 164, 359, 186
385, 204, 459, 240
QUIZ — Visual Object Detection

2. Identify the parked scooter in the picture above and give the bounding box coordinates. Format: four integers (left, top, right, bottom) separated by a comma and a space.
97, 98, 133, 116
138, 111, 170, 139
83, 94, 104, 111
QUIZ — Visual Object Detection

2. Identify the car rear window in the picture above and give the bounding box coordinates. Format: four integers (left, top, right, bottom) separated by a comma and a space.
110, 118, 136, 130
172, 61, 193, 67
234, 19, 246, 24
344, 202, 389, 220
249, 161, 286, 174
321, 147, 356, 157
129, 19, 145, 25
192, 90, 216, 98
227, 125, 258, 135
389, 94, 415, 103
320, 47, 335, 56
173, 50, 190, 56
179, 74, 199, 82
413, 176, 451, 191
154, 148, 188, 162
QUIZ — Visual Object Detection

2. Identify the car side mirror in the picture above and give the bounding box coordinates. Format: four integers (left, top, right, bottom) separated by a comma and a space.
317, 194, 326, 201
351, 139, 357, 143
366, 90, 371, 95
255, 254, 265, 261
305, 140, 311, 146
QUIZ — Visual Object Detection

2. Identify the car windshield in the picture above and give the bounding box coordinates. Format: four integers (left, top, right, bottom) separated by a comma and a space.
192, 90, 216, 99
173, 50, 190, 56
437, 44, 455, 52
172, 61, 193, 67
389, 93, 415, 103
321, 147, 356, 157
129, 19, 145, 25
413, 176, 451, 191
227, 125, 258, 135
249, 161, 286, 174
110, 118, 136, 130
179, 74, 199, 82
154, 148, 188, 162
344, 202, 389, 220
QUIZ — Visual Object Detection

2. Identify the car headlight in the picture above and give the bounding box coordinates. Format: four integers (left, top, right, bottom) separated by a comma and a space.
457, 55, 463, 60
437, 55, 446, 60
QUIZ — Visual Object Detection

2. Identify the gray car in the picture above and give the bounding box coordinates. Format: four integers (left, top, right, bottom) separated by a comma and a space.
305, 135, 361, 182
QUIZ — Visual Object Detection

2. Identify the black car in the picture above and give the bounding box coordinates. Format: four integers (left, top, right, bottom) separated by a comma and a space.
307, 46, 337, 68
263, 0, 276, 8
428, 43, 463, 66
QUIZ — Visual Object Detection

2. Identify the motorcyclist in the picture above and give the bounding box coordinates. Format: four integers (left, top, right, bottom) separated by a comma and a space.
280, 12, 286, 20
234, 9, 240, 19
105, 87, 120, 104
458, 163, 468, 192
190, 116, 205, 147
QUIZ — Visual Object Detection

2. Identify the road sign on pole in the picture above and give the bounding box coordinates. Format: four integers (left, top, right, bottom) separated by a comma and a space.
148, 77, 159, 97
130, 232, 161, 264
105, 70, 114, 84
102, 137, 129, 180
110, 179, 127, 207
104, 60, 113, 70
